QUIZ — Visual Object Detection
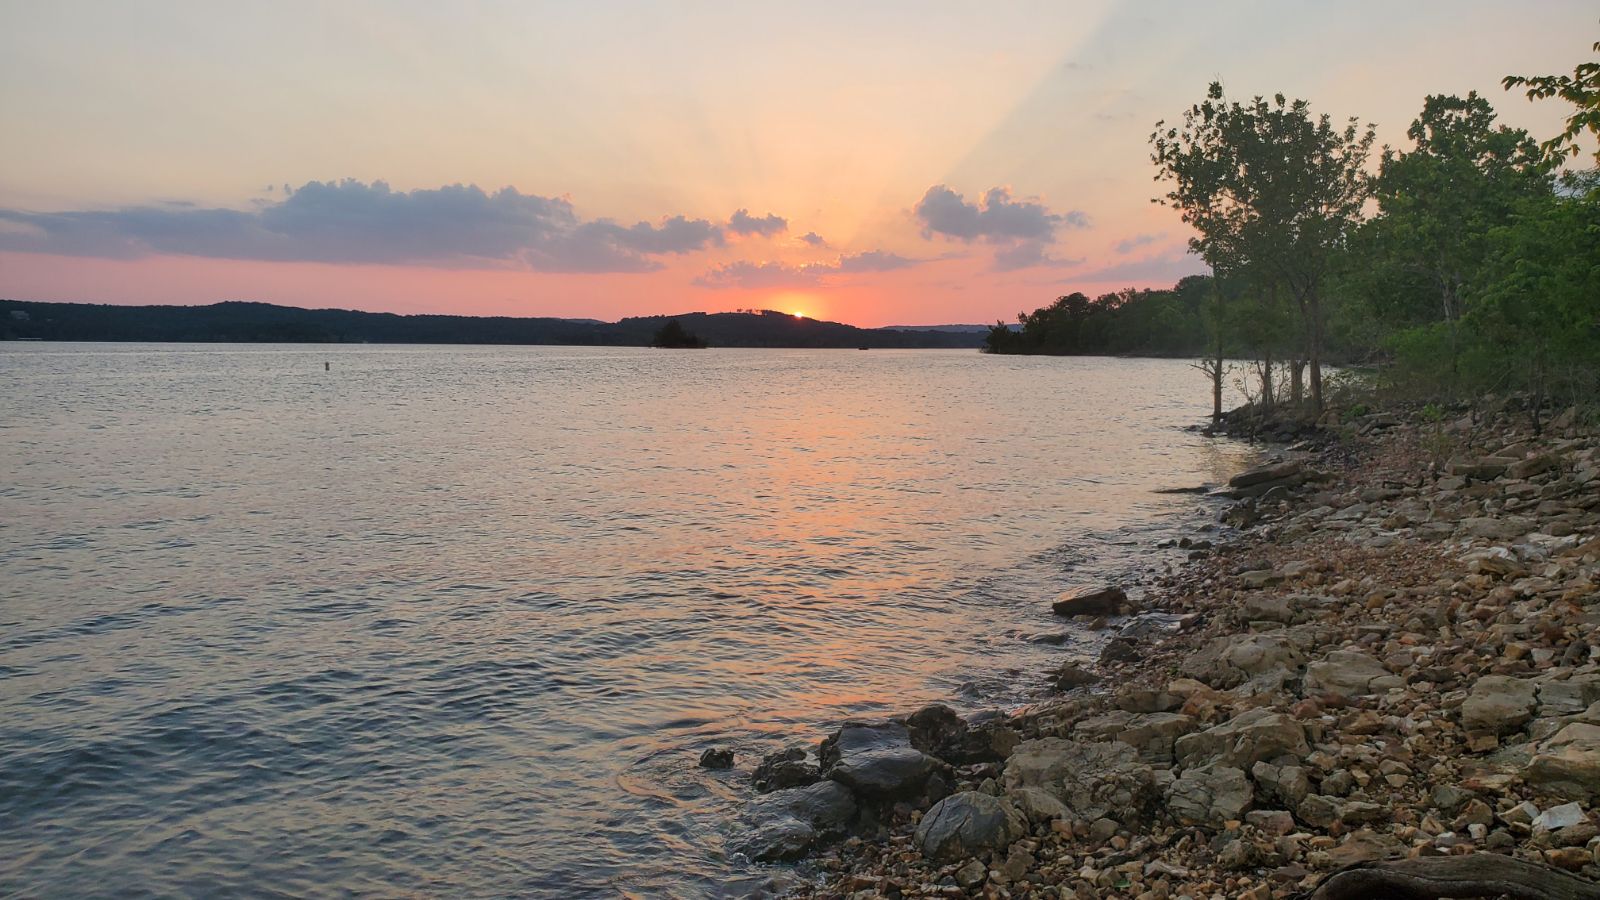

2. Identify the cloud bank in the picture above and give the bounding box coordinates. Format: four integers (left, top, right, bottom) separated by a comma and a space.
693, 251, 922, 289
0, 179, 736, 273
913, 185, 1087, 271
727, 208, 787, 237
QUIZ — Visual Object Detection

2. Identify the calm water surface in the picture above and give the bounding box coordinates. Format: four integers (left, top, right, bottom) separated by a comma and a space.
0, 345, 1253, 898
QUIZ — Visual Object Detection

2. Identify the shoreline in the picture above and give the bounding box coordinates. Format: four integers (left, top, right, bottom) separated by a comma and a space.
723, 403, 1600, 898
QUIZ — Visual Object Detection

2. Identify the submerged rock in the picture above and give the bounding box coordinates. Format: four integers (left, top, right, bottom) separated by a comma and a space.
698, 747, 734, 769
752, 746, 820, 793
732, 780, 857, 862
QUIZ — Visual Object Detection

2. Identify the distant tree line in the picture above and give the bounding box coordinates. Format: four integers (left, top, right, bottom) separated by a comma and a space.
988, 36, 1600, 425
0, 302, 985, 350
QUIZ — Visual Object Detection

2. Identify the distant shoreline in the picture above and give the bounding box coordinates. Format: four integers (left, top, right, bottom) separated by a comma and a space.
0, 299, 986, 350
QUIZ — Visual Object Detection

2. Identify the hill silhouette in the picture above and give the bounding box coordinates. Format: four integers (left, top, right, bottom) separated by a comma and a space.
0, 300, 984, 349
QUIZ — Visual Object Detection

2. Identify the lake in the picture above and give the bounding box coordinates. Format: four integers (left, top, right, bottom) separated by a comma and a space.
0, 344, 1254, 897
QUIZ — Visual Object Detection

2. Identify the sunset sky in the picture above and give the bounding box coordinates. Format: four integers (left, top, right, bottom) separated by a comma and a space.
0, 1, 1591, 326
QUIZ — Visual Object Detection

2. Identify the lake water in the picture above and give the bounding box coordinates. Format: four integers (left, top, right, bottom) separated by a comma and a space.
0, 344, 1253, 898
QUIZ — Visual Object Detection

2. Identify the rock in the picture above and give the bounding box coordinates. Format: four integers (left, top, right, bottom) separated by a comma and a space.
1460, 675, 1538, 734
1460, 516, 1534, 540
1052, 662, 1100, 691
1246, 809, 1297, 836
1449, 459, 1507, 480
1462, 546, 1529, 578
1524, 723, 1600, 800
1116, 686, 1182, 714
1509, 453, 1559, 480
698, 747, 734, 769
732, 780, 857, 861
1006, 785, 1070, 825
1175, 708, 1309, 769
1002, 738, 1157, 826
1251, 761, 1311, 808
1303, 650, 1402, 697
1052, 585, 1129, 617
914, 791, 1025, 861
1166, 764, 1251, 826
1532, 802, 1588, 832
1540, 674, 1600, 717
1241, 593, 1296, 624
1230, 459, 1303, 489
752, 746, 820, 793
1336, 799, 1387, 825
906, 703, 1011, 765
954, 859, 987, 888
820, 722, 936, 799
1113, 712, 1199, 765
1298, 794, 1339, 828
1238, 569, 1282, 589
1181, 634, 1306, 690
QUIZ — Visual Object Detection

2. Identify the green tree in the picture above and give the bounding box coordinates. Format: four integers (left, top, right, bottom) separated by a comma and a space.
1152, 83, 1375, 414
1467, 185, 1600, 429
1362, 93, 1548, 385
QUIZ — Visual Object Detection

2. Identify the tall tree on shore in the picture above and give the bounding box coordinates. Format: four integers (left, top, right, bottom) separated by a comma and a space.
1151, 83, 1375, 414
1362, 93, 1548, 388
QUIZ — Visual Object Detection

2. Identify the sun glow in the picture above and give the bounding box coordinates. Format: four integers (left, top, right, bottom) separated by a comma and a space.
792, 311, 806, 319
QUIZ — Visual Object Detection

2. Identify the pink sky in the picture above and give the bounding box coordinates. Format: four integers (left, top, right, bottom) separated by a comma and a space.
0, 1, 1588, 327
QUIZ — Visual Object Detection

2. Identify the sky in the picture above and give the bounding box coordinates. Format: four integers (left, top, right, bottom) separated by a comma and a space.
0, 1, 1592, 326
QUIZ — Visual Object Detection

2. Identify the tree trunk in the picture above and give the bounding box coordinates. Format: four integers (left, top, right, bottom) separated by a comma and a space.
1261, 351, 1274, 411
1211, 355, 1223, 423
1307, 290, 1324, 416
1302, 854, 1600, 900
1291, 361, 1305, 405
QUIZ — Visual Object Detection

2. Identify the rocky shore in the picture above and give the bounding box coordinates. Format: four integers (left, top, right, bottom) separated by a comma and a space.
718, 403, 1600, 899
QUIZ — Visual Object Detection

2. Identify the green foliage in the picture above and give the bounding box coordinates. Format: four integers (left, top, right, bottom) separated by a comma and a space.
982, 281, 1209, 356
650, 319, 707, 348
1150, 83, 1377, 411
995, 37, 1600, 424
1503, 37, 1600, 163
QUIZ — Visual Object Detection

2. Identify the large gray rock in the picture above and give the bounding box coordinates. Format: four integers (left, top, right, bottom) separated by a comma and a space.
1304, 650, 1402, 697
1181, 634, 1305, 690
1460, 675, 1538, 734
1251, 761, 1310, 808
1002, 738, 1157, 826
1166, 764, 1251, 827
1524, 723, 1600, 800
1006, 786, 1070, 825
732, 780, 857, 861
1539, 674, 1600, 717
1175, 707, 1309, 770
1114, 712, 1199, 766
820, 722, 935, 799
915, 791, 1026, 861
